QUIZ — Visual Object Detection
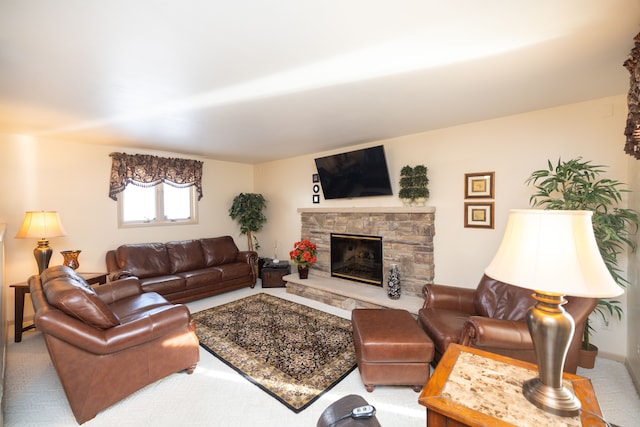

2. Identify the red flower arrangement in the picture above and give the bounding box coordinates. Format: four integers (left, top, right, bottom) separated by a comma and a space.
289, 239, 318, 268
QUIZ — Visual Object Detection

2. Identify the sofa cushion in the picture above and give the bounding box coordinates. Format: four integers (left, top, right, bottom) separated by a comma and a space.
200, 236, 239, 266
116, 243, 171, 278
167, 239, 206, 273
43, 277, 121, 329
474, 277, 534, 321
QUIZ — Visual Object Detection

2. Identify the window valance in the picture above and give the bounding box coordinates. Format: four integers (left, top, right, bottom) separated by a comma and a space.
624, 32, 640, 159
109, 152, 203, 200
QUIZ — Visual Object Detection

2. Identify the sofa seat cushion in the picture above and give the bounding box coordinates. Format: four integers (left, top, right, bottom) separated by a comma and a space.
117, 243, 171, 279
200, 236, 239, 266
167, 239, 206, 273
418, 309, 467, 355
178, 268, 223, 289
139, 275, 186, 295
215, 263, 252, 281
108, 292, 173, 323
43, 277, 121, 329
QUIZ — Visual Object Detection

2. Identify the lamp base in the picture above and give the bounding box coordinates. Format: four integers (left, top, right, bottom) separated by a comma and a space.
523, 377, 580, 417
34, 239, 52, 275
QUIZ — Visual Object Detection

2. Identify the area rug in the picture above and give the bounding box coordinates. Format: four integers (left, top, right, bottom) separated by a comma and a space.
193, 293, 357, 413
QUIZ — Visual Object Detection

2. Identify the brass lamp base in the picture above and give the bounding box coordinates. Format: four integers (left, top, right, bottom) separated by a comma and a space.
523, 377, 580, 417
34, 238, 53, 275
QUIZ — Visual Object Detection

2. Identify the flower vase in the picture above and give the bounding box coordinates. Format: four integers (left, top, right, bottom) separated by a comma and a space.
298, 265, 309, 279
61, 250, 81, 270
387, 264, 401, 299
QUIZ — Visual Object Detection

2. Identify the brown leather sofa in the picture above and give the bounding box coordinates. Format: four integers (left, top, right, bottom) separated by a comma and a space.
29, 265, 200, 424
105, 235, 257, 303
418, 274, 597, 374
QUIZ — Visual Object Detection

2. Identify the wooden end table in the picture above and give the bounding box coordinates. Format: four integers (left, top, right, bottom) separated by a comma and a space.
10, 272, 108, 342
419, 344, 606, 426
261, 261, 291, 288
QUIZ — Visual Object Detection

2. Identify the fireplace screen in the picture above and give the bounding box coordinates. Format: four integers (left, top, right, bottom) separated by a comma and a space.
330, 233, 383, 286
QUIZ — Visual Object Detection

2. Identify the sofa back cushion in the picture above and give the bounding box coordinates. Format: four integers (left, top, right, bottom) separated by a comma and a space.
473, 275, 534, 321
43, 275, 120, 329
200, 236, 239, 266
116, 243, 171, 278
167, 239, 206, 273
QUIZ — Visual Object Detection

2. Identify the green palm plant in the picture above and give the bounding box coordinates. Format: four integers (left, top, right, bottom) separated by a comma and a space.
229, 193, 267, 252
526, 158, 639, 350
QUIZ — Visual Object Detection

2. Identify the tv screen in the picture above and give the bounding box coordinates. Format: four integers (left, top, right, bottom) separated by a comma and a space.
314, 145, 394, 199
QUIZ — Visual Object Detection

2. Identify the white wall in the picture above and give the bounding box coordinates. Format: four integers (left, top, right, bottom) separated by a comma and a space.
254, 94, 632, 359
0, 135, 254, 321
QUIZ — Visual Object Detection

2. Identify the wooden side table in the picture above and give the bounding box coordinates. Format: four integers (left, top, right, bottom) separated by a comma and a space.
10, 272, 107, 342
261, 261, 291, 288
419, 344, 607, 427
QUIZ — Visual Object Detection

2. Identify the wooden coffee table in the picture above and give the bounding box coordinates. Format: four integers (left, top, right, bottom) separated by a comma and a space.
10, 272, 107, 342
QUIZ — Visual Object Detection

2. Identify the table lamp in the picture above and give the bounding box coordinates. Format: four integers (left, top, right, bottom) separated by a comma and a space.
485, 209, 622, 417
15, 211, 67, 274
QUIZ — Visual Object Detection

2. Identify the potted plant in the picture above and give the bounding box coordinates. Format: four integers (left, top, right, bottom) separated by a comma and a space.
289, 239, 317, 279
399, 165, 414, 205
526, 158, 639, 367
412, 165, 430, 206
229, 193, 267, 253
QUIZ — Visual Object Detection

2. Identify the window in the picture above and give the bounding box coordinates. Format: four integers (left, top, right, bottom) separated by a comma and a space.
118, 183, 198, 227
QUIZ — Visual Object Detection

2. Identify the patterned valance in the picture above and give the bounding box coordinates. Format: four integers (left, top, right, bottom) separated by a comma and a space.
624, 32, 640, 159
109, 152, 203, 200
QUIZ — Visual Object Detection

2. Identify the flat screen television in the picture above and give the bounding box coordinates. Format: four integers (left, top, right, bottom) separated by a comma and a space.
314, 145, 394, 199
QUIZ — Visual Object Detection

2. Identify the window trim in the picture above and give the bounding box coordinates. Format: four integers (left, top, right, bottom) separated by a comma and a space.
117, 183, 199, 228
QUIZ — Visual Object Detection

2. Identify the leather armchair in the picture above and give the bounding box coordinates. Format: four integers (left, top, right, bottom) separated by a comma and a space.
418, 274, 597, 374
29, 265, 200, 424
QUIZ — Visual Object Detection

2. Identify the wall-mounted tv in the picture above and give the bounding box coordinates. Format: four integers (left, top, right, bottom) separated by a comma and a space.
314, 145, 394, 200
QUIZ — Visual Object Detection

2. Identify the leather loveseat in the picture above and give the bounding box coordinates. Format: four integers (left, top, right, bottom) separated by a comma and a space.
418, 274, 597, 374
29, 265, 200, 424
105, 236, 257, 303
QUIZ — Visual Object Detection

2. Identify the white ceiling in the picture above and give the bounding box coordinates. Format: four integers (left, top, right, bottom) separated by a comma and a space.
1, 1, 639, 163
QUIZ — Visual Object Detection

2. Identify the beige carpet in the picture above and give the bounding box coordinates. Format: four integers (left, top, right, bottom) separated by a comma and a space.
193, 293, 357, 412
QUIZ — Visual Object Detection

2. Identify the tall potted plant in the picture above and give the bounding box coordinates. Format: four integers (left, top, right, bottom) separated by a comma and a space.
399, 165, 414, 205
526, 158, 639, 367
229, 193, 267, 252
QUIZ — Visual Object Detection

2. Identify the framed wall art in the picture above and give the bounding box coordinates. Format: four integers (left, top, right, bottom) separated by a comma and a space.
464, 172, 495, 199
464, 202, 494, 229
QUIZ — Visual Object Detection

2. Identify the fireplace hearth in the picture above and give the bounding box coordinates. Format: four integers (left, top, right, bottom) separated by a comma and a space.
331, 233, 383, 286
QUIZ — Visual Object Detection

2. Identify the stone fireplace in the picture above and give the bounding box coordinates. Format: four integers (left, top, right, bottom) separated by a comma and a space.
292, 207, 435, 300
331, 233, 383, 286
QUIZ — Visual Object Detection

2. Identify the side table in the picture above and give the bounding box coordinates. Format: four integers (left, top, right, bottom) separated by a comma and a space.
10, 272, 108, 342
261, 261, 291, 288
418, 344, 606, 426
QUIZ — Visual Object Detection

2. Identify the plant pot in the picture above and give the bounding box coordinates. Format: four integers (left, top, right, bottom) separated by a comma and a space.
400, 198, 412, 206
298, 265, 309, 279
413, 197, 427, 206
578, 344, 598, 369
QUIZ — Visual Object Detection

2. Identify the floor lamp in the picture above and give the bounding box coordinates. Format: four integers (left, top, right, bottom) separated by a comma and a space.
484, 209, 622, 417
15, 211, 67, 274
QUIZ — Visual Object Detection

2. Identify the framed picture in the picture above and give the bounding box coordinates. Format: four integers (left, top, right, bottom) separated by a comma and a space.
312, 173, 320, 183
313, 184, 320, 194
465, 172, 495, 199
464, 202, 494, 229
312, 194, 320, 204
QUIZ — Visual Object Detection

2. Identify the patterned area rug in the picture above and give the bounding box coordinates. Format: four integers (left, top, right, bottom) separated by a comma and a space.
193, 293, 356, 413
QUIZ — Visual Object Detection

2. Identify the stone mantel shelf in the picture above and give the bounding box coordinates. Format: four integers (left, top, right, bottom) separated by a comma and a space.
298, 207, 435, 214
284, 273, 424, 315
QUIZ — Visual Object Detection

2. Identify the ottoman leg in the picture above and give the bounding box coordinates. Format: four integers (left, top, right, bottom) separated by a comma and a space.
365, 384, 375, 393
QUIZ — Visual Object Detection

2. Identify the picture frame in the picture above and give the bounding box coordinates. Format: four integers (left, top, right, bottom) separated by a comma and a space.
312, 173, 320, 183
312, 194, 320, 204
464, 202, 494, 229
313, 184, 320, 194
465, 172, 495, 199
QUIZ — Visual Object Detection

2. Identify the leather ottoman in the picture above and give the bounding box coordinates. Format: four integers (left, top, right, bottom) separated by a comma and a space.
352, 308, 434, 392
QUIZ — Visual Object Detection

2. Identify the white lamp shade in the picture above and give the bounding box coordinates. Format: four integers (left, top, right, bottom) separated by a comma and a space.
15, 211, 67, 240
485, 209, 622, 298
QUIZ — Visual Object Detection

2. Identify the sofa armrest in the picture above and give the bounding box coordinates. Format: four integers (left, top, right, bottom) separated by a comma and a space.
237, 250, 258, 264
95, 277, 143, 304
422, 284, 477, 313
108, 269, 136, 282
36, 304, 193, 355
461, 316, 533, 349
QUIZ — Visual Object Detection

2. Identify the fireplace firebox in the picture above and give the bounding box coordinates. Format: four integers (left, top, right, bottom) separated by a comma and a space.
330, 233, 383, 286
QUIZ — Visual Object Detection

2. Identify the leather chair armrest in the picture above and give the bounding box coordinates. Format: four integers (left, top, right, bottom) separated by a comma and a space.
462, 316, 533, 349
422, 284, 477, 313
108, 269, 135, 282
95, 277, 143, 304
37, 304, 193, 355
